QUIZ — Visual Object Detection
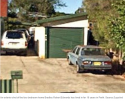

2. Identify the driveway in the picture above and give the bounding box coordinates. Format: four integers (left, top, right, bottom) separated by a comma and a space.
0, 56, 125, 93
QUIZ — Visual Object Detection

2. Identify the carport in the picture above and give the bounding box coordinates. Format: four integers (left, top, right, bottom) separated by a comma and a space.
34, 13, 88, 58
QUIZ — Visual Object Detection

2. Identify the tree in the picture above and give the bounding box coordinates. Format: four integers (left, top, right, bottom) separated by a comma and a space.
109, 0, 125, 60
75, 7, 85, 14
83, 0, 117, 48
9, 0, 66, 22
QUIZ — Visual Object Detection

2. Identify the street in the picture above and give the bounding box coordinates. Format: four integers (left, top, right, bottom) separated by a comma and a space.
0, 55, 125, 93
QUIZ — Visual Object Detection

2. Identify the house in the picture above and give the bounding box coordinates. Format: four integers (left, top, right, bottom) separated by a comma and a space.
34, 13, 89, 58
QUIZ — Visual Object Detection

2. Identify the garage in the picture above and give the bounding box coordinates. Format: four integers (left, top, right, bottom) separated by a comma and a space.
34, 13, 88, 58
46, 27, 84, 58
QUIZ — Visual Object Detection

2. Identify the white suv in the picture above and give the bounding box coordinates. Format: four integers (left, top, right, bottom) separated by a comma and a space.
1, 30, 28, 55
16, 29, 31, 46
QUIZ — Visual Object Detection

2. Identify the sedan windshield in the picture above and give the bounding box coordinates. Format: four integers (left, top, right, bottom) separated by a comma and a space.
82, 48, 105, 55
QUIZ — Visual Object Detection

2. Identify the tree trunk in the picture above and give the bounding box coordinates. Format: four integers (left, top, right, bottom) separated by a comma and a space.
119, 49, 123, 65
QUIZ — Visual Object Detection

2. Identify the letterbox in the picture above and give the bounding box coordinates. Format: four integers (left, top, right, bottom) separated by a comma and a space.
11, 70, 23, 79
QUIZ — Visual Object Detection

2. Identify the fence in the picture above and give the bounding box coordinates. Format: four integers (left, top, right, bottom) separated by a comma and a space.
0, 79, 13, 93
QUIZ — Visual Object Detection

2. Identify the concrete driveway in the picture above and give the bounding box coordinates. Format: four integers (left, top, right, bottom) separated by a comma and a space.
1, 55, 125, 93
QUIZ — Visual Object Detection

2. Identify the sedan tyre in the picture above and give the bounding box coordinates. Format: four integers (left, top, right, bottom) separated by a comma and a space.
105, 69, 113, 75
68, 58, 73, 65
76, 64, 82, 73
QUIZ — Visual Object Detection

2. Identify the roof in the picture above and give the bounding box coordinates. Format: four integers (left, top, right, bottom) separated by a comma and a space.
35, 13, 88, 26
8, 21, 33, 26
7, 13, 87, 27
5, 30, 24, 33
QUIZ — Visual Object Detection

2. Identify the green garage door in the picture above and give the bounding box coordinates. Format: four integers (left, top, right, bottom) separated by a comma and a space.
48, 27, 84, 58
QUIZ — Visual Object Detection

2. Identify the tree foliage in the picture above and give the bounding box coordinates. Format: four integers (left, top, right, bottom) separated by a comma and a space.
109, 0, 125, 53
9, 0, 66, 22
75, 7, 85, 14
83, 0, 117, 48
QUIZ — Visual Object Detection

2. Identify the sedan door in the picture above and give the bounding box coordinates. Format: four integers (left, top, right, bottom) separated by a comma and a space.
70, 47, 81, 65
69, 47, 78, 65
73, 47, 81, 65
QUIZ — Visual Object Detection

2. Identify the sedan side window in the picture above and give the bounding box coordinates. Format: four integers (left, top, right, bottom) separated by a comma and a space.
76, 48, 80, 55
73, 47, 77, 53
81, 48, 85, 55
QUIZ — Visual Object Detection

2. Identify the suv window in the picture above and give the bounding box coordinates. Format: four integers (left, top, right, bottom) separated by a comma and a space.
72, 47, 77, 53
16, 29, 31, 42
6, 32, 23, 39
23, 31, 28, 38
76, 47, 80, 55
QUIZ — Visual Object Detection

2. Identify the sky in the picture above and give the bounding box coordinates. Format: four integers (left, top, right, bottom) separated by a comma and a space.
55, 0, 83, 14
8, 0, 83, 14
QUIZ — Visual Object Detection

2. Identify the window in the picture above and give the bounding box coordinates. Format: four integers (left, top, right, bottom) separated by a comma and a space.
81, 48, 85, 55
72, 47, 77, 53
6, 32, 23, 39
23, 31, 28, 38
76, 48, 80, 55
83, 48, 105, 55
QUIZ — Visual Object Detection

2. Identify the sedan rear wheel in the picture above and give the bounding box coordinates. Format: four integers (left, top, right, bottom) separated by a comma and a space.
76, 64, 82, 73
105, 69, 113, 75
68, 58, 73, 65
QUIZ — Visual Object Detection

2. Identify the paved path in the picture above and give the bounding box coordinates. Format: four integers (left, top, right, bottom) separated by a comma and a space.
1, 56, 125, 93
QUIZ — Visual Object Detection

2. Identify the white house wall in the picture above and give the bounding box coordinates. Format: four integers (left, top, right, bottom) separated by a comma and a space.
35, 27, 45, 59
84, 27, 89, 45
52, 20, 88, 28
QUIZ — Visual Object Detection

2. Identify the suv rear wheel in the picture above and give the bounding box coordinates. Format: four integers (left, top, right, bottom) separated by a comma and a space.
20, 50, 27, 56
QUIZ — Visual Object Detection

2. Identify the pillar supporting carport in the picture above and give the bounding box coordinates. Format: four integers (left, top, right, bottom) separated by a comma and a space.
34, 27, 45, 59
